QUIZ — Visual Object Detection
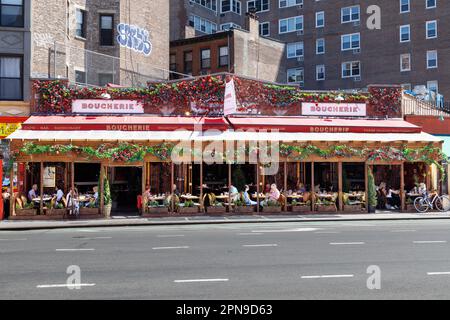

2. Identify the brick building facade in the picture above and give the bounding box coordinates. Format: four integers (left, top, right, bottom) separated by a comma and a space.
171, 0, 450, 97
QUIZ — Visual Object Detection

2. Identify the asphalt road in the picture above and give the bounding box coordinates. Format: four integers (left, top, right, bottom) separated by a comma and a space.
2, 220, 450, 300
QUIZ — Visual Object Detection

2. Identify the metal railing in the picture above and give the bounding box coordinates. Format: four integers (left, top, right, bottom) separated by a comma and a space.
402, 96, 450, 118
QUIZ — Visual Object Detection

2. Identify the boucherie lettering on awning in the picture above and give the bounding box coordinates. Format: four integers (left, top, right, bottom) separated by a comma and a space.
72, 100, 144, 114
302, 102, 367, 117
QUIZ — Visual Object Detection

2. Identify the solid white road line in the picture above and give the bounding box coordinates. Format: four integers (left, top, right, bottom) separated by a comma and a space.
329, 242, 365, 245
427, 272, 450, 276
156, 235, 185, 238
315, 231, 340, 234
174, 279, 229, 283
391, 230, 416, 233
152, 246, 190, 250
37, 283, 96, 289
75, 237, 112, 240
55, 248, 95, 252
0, 238, 27, 241
301, 274, 354, 279
242, 244, 278, 247
238, 233, 263, 236
251, 228, 319, 233
413, 241, 447, 244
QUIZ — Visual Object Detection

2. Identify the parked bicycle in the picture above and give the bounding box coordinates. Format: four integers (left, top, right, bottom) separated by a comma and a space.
414, 192, 450, 213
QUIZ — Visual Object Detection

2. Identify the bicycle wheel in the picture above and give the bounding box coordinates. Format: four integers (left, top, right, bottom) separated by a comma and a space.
414, 197, 429, 213
435, 195, 450, 212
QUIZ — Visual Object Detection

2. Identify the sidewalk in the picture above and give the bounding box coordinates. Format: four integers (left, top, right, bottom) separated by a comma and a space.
1, 211, 450, 231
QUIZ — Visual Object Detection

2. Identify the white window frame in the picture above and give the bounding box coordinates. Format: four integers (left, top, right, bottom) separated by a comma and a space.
426, 20, 437, 39
400, 0, 410, 13
341, 33, 360, 51
279, 16, 303, 34
315, 11, 325, 28
259, 21, 270, 36
316, 38, 325, 54
279, 0, 303, 9
341, 61, 361, 78
341, 5, 360, 24
247, 0, 270, 13
316, 65, 325, 81
287, 67, 304, 84
427, 50, 438, 69
400, 53, 411, 72
426, 0, 436, 9
287, 42, 304, 58
220, 0, 241, 15
400, 24, 410, 42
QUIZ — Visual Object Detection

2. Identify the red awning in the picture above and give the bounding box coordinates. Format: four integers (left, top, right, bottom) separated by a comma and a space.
21, 115, 422, 134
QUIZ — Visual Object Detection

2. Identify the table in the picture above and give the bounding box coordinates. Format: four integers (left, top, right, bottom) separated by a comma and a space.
32, 196, 52, 203
316, 194, 334, 200
181, 195, 200, 201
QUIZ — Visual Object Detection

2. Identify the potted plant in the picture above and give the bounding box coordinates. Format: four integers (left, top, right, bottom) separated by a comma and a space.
367, 167, 377, 213
178, 199, 199, 215
343, 193, 362, 213
233, 198, 255, 214
207, 201, 227, 215
103, 175, 112, 218
144, 200, 168, 216
48, 202, 66, 216
80, 201, 100, 216
315, 198, 338, 212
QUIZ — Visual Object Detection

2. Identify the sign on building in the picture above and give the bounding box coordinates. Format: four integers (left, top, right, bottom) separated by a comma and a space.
302, 102, 367, 117
223, 78, 238, 116
72, 100, 144, 114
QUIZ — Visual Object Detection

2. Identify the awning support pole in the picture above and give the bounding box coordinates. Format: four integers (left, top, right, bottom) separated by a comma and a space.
40, 161, 44, 215
311, 162, 315, 213
400, 162, 405, 212
338, 162, 343, 212
365, 162, 369, 213
284, 161, 287, 212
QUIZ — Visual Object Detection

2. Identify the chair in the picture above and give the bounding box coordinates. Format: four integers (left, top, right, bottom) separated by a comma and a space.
15, 197, 23, 210
278, 194, 287, 208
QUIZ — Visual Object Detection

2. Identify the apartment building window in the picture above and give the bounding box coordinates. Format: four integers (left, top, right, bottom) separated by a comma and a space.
221, 0, 241, 15
316, 65, 325, 81
426, 20, 437, 39
400, 25, 410, 42
279, 0, 303, 9
426, 0, 436, 9
189, 15, 217, 34
287, 42, 303, 58
75, 70, 87, 85
248, 0, 269, 13
279, 16, 303, 34
259, 22, 270, 36
201, 49, 211, 69
192, 0, 217, 12
184, 51, 193, 74
427, 50, 437, 69
427, 80, 438, 93
315, 11, 324, 28
169, 54, 177, 72
287, 68, 304, 84
100, 15, 114, 46
98, 73, 113, 87
400, 53, 411, 72
219, 46, 229, 67
221, 22, 240, 30
341, 33, 360, 51
400, 0, 410, 13
341, 6, 360, 24
0, 0, 23, 27
342, 61, 360, 78
316, 38, 325, 54
76, 9, 87, 38
0, 56, 22, 100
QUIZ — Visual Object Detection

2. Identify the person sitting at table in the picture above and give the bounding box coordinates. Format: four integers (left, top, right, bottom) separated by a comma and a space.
386, 186, 401, 210
263, 184, 271, 194
28, 184, 38, 202
376, 182, 387, 210
55, 185, 64, 207
172, 184, 180, 197
260, 184, 281, 206
243, 185, 257, 206
314, 184, 321, 194
229, 184, 239, 202
66, 187, 80, 215
86, 186, 99, 207
296, 182, 306, 194
418, 182, 428, 196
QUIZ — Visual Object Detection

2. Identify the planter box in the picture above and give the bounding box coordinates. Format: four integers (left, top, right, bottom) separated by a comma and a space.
80, 207, 100, 216
405, 204, 415, 212
344, 204, 362, 213
15, 209, 37, 216
233, 206, 255, 214
47, 208, 67, 216
146, 207, 169, 215
290, 205, 311, 213
316, 204, 337, 213
178, 206, 200, 215
206, 206, 227, 215
262, 206, 282, 213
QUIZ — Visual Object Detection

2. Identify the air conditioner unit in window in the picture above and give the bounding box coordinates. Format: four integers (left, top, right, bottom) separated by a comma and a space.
299, 4, 303, 9
297, 30, 304, 36
353, 21, 360, 27
297, 56, 304, 62
353, 48, 361, 54
353, 76, 361, 82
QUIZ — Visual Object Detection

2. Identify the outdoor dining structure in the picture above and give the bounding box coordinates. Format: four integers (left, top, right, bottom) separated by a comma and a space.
5, 74, 448, 219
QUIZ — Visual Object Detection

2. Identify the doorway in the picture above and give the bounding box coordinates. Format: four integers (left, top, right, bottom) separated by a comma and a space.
110, 166, 142, 216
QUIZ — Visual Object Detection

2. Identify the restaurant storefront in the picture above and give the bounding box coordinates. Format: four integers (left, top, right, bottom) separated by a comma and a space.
4, 75, 447, 219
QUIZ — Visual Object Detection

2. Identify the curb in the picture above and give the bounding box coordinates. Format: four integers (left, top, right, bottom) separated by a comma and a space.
1, 215, 450, 231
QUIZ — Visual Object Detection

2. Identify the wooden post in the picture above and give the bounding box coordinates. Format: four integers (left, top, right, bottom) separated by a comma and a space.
228, 163, 232, 213
71, 162, 75, 215
100, 164, 104, 216
141, 163, 146, 215
256, 162, 260, 214
311, 162, 315, 212
200, 161, 203, 212
10, 164, 14, 217
170, 162, 174, 214
296, 161, 300, 184
365, 162, 369, 213
338, 162, 343, 212
40, 161, 44, 215
284, 161, 287, 212
447, 163, 450, 196
400, 162, 405, 212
